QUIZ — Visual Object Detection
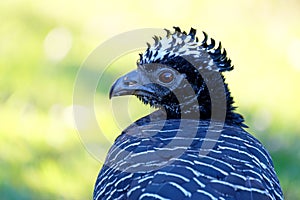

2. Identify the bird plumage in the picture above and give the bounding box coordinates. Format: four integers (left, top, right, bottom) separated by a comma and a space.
93, 27, 283, 200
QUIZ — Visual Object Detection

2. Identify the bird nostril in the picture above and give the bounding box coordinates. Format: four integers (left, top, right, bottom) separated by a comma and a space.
127, 81, 137, 86
124, 77, 137, 86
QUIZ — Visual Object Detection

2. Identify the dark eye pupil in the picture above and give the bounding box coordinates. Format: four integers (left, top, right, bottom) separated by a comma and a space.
159, 71, 174, 83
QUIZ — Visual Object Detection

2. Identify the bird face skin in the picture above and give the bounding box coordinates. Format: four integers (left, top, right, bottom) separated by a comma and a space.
109, 66, 184, 100
109, 63, 188, 113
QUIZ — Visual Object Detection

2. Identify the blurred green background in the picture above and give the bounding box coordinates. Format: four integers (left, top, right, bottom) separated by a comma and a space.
1, 0, 300, 199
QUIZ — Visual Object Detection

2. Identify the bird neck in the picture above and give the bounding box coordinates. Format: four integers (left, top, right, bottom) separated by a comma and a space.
162, 82, 246, 127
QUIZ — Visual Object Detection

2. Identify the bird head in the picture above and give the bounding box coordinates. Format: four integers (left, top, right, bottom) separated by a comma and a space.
110, 27, 245, 126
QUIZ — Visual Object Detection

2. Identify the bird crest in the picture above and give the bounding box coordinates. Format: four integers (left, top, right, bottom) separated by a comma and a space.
139, 27, 234, 72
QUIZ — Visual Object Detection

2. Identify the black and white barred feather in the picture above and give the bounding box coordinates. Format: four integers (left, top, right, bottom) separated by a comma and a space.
94, 112, 283, 200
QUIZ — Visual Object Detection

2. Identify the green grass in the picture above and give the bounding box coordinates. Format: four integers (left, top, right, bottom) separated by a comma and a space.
1, 0, 300, 199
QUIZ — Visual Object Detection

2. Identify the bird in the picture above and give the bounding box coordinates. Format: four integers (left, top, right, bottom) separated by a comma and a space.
93, 27, 284, 200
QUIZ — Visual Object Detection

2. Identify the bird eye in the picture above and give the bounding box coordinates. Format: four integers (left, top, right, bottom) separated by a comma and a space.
158, 70, 175, 84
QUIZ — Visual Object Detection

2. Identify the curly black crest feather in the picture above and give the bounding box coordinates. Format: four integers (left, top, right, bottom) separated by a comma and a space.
139, 27, 233, 72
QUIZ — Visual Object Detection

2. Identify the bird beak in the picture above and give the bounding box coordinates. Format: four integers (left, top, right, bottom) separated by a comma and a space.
109, 70, 154, 99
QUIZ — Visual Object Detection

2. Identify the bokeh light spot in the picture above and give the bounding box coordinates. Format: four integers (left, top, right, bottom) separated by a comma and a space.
44, 27, 73, 61
253, 108, 272, 132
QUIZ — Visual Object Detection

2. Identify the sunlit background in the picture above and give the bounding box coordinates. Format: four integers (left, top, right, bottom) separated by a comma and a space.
1, 0, 300, 199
